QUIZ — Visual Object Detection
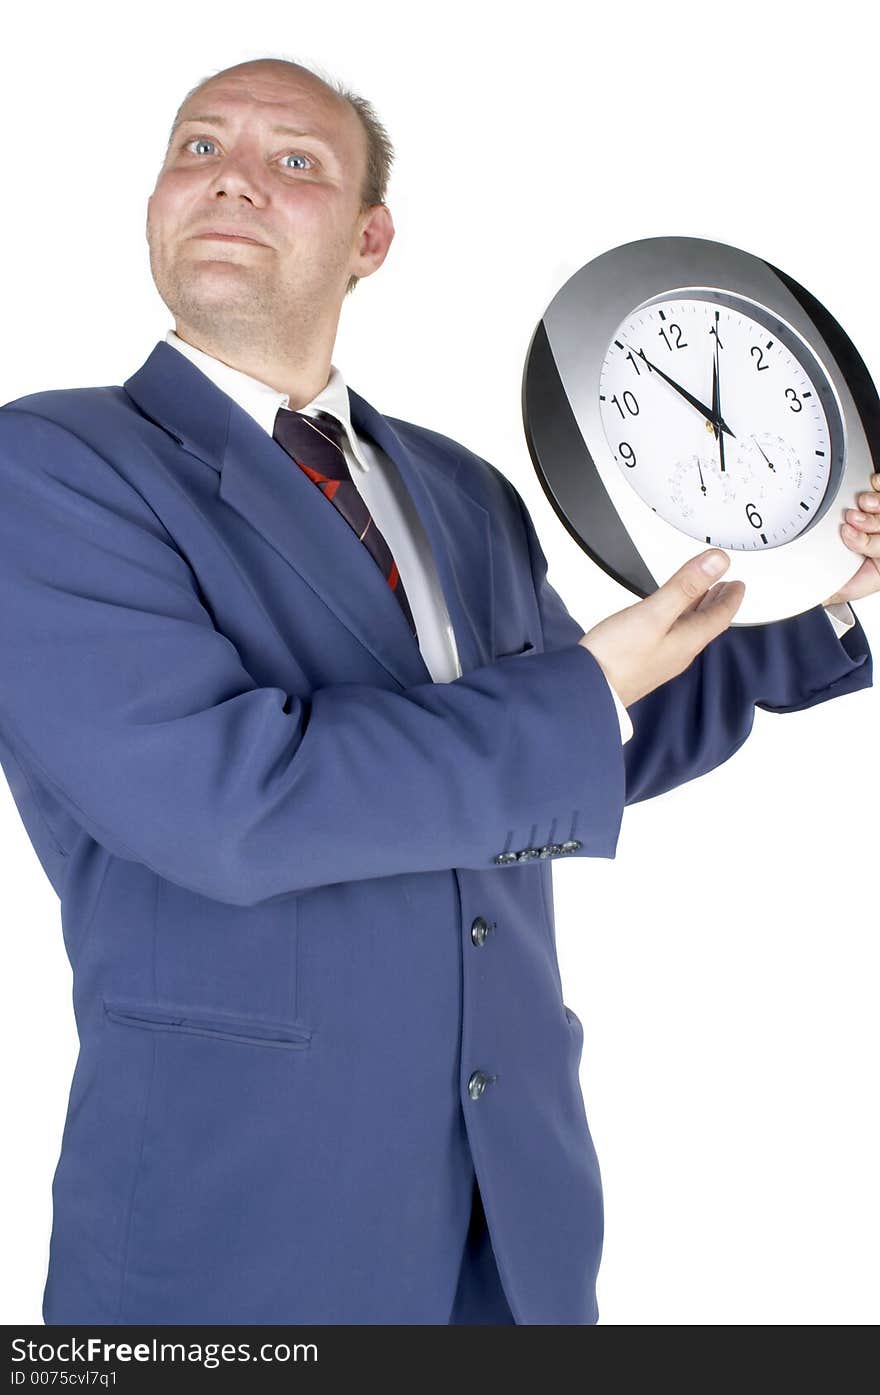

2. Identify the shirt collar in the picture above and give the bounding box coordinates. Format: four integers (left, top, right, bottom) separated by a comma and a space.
163, 328, 370, 471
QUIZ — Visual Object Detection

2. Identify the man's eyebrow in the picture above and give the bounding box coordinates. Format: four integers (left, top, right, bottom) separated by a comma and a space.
171, 114, 337, 149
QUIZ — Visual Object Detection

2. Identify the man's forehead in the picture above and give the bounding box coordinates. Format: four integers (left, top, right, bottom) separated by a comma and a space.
177, 77, 349, 136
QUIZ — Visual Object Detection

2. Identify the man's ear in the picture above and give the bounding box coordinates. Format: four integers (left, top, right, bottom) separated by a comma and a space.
357, 203, 394, 278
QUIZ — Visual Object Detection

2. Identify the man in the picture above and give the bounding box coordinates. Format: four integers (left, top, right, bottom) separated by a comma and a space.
0, 56, 875, 1326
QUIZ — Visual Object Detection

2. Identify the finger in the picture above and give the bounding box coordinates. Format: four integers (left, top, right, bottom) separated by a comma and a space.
828, 555, 880, 603
682, 578, 746, 642
696, 578, 745, 611
678, 581, 725, 618
842, 521, 880, 555
680, 577, 724, 616
651, 548, 731, 627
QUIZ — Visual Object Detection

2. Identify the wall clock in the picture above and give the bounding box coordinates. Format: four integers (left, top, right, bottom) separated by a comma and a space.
522, 236, 879, 623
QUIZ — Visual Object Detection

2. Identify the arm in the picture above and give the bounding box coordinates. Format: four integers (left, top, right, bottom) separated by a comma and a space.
622, 596, 871, 805
0, 410, 627, 906
509, 481, 873, 807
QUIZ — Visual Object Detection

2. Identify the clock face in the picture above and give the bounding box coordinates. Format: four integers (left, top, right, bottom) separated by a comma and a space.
597, 294, 842, 550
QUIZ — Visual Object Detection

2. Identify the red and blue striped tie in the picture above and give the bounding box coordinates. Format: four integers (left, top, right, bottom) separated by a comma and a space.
273, 406, 418, 639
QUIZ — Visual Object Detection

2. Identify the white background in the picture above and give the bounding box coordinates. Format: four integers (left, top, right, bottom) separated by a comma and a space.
1, 0, 877, 1326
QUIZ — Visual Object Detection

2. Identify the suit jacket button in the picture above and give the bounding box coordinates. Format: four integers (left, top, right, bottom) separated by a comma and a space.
516, 847, 541, 861
470, 916, 494, 947
539, 843, 562, 857
493, 851, 518, 865
559, 839, 583, 854
467, 1070, 496, 1100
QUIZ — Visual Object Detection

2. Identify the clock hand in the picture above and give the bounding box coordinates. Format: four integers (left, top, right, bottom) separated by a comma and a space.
753, 438, 778, 472
629, 345, 737, 438
714, 315, 728, 474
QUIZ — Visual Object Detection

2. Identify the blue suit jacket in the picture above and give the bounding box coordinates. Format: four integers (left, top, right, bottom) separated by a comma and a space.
0, 342, 872, 1324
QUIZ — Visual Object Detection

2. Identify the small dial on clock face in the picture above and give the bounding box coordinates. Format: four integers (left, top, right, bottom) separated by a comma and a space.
597, 296, 837, 549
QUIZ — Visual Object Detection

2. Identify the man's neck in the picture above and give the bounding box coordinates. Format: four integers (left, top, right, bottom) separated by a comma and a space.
172, 325, 332, 410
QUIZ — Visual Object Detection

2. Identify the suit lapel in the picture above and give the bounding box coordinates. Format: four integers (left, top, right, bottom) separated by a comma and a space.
124, 342, 492, 690
348, 387, 493, 676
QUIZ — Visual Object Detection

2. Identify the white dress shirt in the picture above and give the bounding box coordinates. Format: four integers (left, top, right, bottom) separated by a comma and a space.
164, 330, 855, 747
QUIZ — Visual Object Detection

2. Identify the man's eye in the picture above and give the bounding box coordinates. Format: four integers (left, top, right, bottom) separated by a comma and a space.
181, 137, 312, 171
181, 137, 218, 156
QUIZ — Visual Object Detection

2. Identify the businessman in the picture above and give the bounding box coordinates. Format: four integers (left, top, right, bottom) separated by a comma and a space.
0, 56, 876, 1326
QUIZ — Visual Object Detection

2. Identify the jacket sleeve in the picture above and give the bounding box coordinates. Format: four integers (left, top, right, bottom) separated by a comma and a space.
508, 477, 873, 807
0, 410, 627, 905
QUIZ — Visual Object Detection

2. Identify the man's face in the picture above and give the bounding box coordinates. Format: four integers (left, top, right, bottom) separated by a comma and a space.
146, 63, 391, 347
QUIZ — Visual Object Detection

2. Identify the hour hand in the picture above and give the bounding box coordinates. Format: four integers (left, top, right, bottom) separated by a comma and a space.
633, 345, 736, 439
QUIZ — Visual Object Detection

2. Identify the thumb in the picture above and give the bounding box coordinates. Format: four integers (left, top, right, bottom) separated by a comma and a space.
651, 548, 731, 626
823, 556, 879, 606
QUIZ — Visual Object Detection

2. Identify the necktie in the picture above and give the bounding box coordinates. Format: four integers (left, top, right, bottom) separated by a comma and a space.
272, 406, 418, 639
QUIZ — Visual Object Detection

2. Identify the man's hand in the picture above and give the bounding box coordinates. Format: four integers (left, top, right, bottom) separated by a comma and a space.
578, 549, 744, 709
822, 471, 880, 606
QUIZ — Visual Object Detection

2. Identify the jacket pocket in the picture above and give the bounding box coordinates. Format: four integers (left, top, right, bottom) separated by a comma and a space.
102, 996, 313, 1050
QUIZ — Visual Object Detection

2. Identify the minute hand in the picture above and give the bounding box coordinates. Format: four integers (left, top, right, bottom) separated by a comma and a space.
632, 346, 736, 439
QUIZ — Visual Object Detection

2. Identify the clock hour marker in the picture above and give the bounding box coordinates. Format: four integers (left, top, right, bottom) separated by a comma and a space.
766, 340, 774, 349
760, 534, 767, 544
803, 391, 812, 398
709, 311, 724, 349
658, 310, 666, 320
800, 501, 810, 510
599, 394, 605, 400
815, 450, 825, 456
614, 340, 624, 349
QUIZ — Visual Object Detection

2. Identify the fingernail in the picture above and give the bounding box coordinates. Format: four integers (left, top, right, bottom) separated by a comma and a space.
701, 552, 728, 576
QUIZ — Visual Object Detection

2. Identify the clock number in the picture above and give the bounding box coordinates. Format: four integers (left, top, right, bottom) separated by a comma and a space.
750, 345, 769, 371
625, 348, 652, 376
745, 502, 763, 530
785, 387, 803, 413
610, 390, 639, 419
658, 323, 688, 351
619, 442, 636, 468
